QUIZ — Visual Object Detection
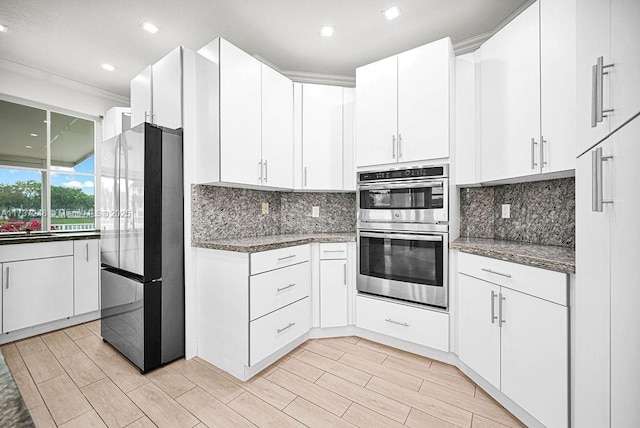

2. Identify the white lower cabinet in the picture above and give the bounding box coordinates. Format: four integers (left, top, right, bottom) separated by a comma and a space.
457, 252, 568, 428
357, 295, 449, 351
3, 256, 74, 332
73, 239, 100, 315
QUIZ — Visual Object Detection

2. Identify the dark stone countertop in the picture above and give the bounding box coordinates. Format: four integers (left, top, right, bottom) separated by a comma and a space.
0, 352, 34, 427
451, 237, 575, 274
193, 232, 356, 253
0, 231, 100, 246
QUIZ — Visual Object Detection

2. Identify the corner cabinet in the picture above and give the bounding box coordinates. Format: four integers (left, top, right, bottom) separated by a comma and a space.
195, 38, 294, 189
456, 252, 568, 428
299, 84, 354, 191
196, 244, 311, 380
356, 37, 453, 167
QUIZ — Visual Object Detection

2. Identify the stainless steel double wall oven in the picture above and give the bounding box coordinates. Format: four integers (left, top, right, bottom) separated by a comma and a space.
357, 165, 449, 309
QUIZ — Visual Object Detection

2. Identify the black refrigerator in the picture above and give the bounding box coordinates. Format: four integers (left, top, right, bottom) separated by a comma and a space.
99, 122, 184, 373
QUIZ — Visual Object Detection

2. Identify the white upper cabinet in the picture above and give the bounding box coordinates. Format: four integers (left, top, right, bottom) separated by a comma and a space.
302, 84, 344, 191
219, 39, 263, 186
261, 64, 294, 189
540, 0, 576, 173
397, 38, 452, 162
576, 0, 640, 155
130, 65, 152, 127
480, 2, 540, 182
342, 88, 355, 190
455, 52, 479, 186
356, 37, 453, 168
130, 47, 182, 129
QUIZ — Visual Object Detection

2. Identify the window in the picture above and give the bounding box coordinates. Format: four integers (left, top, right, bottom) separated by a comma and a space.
0, 98, 96, 233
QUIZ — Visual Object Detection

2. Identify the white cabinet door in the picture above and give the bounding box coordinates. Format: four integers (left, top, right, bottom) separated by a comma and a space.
540, 0, 576, 173
480, 2, 541, 182
455, 52, 478, 186
342, 88, 355, 191
320, 259, 348, 328
355, 55, 397, 167
397, 38, 451, 162
457, 274, 500, 389
576, 0, 611, 154
152, 47, 182, 129
130, 65, 152, 127
500, 287, 569, 428
302, 84, 343, 190
3, 256, 74, 332
73, 240, 100, 315
261, 64, 294, 189
610, 0, 640, 130
609, 116, 640, 426
219, 39, 262, 186
575, 138, 612, 428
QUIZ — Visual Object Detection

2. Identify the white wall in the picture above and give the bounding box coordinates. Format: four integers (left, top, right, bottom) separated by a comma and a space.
0, 58, 129, 118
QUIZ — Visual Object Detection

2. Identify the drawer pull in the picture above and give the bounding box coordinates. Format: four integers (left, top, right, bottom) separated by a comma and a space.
277, 322, 296, 333
277, 255, 297, 262
5, 266, 9, 290
277, 283, 296, 292
481, 268, 512, 278
385, 318, 409, 327
323, 250, 345, 253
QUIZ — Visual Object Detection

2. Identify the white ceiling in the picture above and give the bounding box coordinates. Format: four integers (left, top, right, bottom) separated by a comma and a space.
0, 0, 530, 98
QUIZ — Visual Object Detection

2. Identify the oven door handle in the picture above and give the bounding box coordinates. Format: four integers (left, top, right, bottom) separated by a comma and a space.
359, 232, 443, 242
357, 181, 445, 190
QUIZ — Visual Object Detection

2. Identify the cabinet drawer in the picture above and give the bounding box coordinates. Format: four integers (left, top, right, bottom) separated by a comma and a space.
319, 243, 347, 260
457, 252, 568, 306
250, 244, 310, 275
356, 296, 449, 351
250, 262, 310, 321
0, 241, 74, 262
249, 297, 310, 365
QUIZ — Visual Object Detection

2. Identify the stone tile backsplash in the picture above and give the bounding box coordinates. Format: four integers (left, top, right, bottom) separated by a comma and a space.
460, 177, 575, 247
192, 185, 356, 242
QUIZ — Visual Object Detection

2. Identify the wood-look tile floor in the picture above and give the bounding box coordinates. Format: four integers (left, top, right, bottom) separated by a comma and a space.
1, 321, 525, 428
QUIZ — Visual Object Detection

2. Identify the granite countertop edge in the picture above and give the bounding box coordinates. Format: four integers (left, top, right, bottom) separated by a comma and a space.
192, 232, 356, 253
451, 237, 575, 274
0, 231, 101, 246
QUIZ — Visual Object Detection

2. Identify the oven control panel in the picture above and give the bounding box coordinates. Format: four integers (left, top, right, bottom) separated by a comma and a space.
358, 165, 447, 182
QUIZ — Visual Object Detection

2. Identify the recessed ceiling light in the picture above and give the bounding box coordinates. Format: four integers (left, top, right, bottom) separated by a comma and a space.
0, 24, 8, 33
30, 133, 38, 137
25, 145, 32, 149
382, 5, 401, 20
100, 63, 116, 72
320, 26, 334, 37
141, 21, 159, 34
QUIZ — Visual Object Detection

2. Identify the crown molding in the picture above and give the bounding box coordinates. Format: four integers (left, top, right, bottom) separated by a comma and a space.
453, 0, 537, 55
0, 58, 130, 105
281, 70, 355, 87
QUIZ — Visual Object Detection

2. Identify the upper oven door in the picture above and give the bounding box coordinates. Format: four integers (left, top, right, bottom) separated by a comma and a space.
358, 179, 448, 224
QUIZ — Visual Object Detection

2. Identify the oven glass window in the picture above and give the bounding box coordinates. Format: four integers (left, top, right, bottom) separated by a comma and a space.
359, 235, 444, 286
360, 187, 443, 210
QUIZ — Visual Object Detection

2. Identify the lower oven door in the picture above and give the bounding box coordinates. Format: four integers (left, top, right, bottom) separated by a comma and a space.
357, 230, 448, 309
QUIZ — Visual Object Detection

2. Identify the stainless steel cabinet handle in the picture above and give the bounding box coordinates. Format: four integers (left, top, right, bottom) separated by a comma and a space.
277, 255, 296, 261
531, 138, 538, 169
304, 167, 308, 187
277, 322, 295, 333
481, 268, 512, 278
5, 267, 9, 290
592, 56, 614, 127
392, 135, 396, 159
258, 161, 263, 182
499, 293, 506, 327
264, 160, 268, 183
491, 290, 498, 324
541, 137, 548, 167
277, 283, 295, 292
398, 134, 403, 159
592, 147, 614, 212
385, 318, 409, 327
343, 263, 347, 285
323, 250, 345, 253
85, 243, 89, 262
